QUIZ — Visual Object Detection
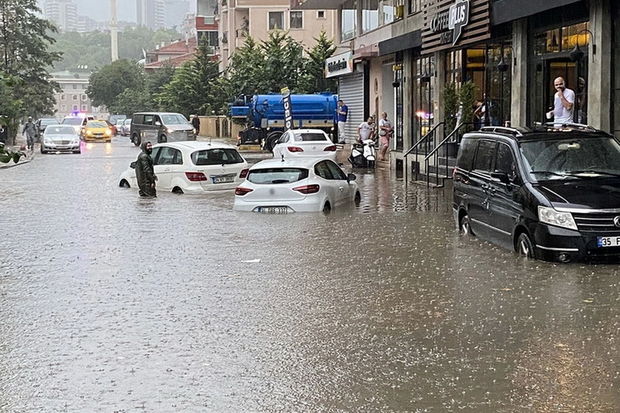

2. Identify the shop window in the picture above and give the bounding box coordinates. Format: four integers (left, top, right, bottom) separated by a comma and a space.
341, 0, 357, 41
362, 0, 378, 33
290, 11, 303, 29
413, 55, 435, 144
268, 11, 284, 30
394, 52, 404, 151
534, 22, 590, 55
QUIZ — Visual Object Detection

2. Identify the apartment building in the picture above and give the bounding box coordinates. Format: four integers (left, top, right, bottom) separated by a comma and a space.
136, 0, 166, 30
51, 69, 105, 118
215, 0, 339, 71
43, 0, 79, 32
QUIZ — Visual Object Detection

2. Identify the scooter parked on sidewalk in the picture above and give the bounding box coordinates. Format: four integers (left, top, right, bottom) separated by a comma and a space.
348, 139, 376, 168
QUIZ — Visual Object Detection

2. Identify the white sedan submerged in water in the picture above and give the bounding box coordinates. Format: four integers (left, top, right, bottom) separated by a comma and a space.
119, 141, 249, 194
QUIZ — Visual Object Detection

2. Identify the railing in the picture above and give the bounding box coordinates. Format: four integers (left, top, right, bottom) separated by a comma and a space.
423, 122, 471, 187
403, 122, 444, 183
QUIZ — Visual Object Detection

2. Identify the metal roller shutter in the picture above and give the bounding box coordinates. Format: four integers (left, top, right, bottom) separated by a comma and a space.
338, 73, 365, 143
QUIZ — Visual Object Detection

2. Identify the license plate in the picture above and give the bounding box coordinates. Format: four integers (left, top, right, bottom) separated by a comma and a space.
257, 206, 289, 214
212, 175, 234, 184
597, 236, 620, 248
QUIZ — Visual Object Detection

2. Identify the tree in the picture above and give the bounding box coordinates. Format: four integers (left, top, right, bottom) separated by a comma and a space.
157, 38, 220, 116
225, 36, 265, 99
299, 31, 337, 94
86, 59, 144, 109
259, 31, 305, 92
0, 0, 61, 144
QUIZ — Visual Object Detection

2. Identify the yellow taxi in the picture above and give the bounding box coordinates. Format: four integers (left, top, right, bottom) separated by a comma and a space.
81, 120, 114, 142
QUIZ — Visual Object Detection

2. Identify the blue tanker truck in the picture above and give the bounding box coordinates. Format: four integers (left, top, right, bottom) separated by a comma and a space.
230, 92, 338, 151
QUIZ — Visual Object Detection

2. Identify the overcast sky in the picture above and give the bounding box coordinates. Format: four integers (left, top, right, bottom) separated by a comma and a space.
38, 0, 196, 23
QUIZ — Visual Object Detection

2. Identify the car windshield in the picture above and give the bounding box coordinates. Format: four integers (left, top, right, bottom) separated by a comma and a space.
87, 121, 107, 128
161, 114, 189, 125
520, 136, 620, 180
247, 168, 309, 184
40, 119, 57, 126
46, 126, 76, 135
124, 119, 132, 125
191, 148, 244, 165
62, 118, 83, 126
295, 133, 328, 142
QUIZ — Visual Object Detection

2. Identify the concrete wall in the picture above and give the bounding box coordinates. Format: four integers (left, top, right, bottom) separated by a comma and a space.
197, 116, 232, 138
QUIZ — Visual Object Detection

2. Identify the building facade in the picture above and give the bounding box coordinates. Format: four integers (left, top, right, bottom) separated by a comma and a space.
51, 69, 105, 118
216, 0, 339, 71
44, 0, 78, 32
295, 0, 619, 176
136, 0, 166, 30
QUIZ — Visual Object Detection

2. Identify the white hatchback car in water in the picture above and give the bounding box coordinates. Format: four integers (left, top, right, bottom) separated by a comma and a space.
119, 141, 248, 194
233, 158, 360, 213
272, 129, 337, 161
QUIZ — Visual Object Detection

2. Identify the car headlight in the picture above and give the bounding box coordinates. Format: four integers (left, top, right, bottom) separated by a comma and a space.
105, 129, 112, 136
167, 128, 174, 134
538, 206, 578, 230
192, 128, 197, 135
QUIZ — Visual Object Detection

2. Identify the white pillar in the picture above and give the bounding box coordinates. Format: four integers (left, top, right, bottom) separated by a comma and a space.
511, 19, 528, 127
110, 0, 118, 62
588, 0, 612, 131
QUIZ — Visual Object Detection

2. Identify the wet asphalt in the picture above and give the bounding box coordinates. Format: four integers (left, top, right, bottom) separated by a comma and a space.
0, 137, 618, 412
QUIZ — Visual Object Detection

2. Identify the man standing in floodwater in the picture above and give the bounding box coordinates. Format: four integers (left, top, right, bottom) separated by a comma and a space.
135, 141, 157, 197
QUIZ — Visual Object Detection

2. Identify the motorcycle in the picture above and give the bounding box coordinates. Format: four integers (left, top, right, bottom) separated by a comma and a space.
348, 139, 376, 168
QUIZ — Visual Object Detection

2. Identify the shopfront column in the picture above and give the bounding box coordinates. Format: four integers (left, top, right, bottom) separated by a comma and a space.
588, 0, 612, 131
432, 51, 446, 133
511, 19, 528, 127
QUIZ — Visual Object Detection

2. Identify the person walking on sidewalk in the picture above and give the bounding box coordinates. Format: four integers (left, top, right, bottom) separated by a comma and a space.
378, 112, 393, 161
135, 141, 157, 198
336, 99, 348, 144
191, 115, 201, 136
22, 117, 36, 151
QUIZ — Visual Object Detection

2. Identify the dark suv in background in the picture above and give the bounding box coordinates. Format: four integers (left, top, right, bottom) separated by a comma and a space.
453, 124, 620, 263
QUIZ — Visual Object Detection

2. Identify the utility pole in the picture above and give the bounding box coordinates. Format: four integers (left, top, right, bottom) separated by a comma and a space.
110, 0, 119, 62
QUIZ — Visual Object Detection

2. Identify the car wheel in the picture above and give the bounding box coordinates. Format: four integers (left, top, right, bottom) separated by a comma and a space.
132, 134, 140, 146
517, 232, 535, 259
73, 150, 81, 154
459, 213, 474, 236
40, 147, 46, 154
322, 201, 331, 214
172, 187, 183, 194
119, 179, 130, 188
265, 131, 282, 153
354, 191, 361, 206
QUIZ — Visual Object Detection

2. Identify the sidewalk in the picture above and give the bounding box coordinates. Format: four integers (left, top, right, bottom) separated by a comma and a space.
0, 136, 35, 169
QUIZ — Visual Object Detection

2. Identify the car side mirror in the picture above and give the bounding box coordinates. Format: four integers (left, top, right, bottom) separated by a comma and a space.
491, 171, 510, 185
347, 173, 357, 182
155, 121, 161, 127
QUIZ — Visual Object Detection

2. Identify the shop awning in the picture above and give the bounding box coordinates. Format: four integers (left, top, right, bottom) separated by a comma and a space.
290, 0, 346, 9
492, 0, 583, 25
378, 30, 422, 56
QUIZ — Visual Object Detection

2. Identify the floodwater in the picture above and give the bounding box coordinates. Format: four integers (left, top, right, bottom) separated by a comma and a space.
0, 138, 618, 412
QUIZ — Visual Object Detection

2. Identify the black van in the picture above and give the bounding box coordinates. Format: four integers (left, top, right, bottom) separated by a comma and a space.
453, 125, 620, 262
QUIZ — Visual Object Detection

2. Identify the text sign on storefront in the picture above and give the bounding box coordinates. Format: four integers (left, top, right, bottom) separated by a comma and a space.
325, 51, 353, 78
281, 87, 293, 131
448, 0, 470, 45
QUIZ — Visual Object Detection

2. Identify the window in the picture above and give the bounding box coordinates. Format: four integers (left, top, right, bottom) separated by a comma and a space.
143, 114, 154, 125
278, 133, 290, 144
341, 0, 357, 41
61, 104, 67, 111
290, 11, 303, 29
191, 148, 244, 165
496, 143, 518, 181
73, 95, 78, 100
151, 147, 162, 164
294, 132, 329, 142
362, 0, 379, 33
268, 11, 284, 30
325, 161, 348, 180
456, 138, 477, 171
247, 168, 309, 184
473, 140, 497, 172
72, 105, 78, 111
81, 105, 87, 111
317, 10, 325, 19
73, 84, 77, 89
82, 94, 87, 100
381, 0, 396, 25
157, 147, 183, 165
61, 94, 66, 101
408, 0, 422, 14
315, 161, 334, 179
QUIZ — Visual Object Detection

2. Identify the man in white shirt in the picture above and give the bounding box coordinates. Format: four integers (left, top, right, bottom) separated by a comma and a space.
357, 117, 375, 143
547, 77, 575, 126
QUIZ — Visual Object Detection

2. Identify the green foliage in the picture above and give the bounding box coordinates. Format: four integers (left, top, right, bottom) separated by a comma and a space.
259, 31, 305, 93
459, 81, 477, 130
225, 36, 264, 98
156, 38, 220, 116
0, 0, 61, 144
0, 144, 25, 164
86, 59, 144, 108
443, 82, 459, 131
50, 27, 181, 71
299, 31, 337, 93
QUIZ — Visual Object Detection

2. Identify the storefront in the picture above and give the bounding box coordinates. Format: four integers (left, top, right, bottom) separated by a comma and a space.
325, 51, 368, 143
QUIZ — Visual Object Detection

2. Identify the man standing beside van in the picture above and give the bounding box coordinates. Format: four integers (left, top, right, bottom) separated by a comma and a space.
191, 115, 201, 136
547, 77, 575, 125
336, 99, 348, 144
135, 141, 157, 197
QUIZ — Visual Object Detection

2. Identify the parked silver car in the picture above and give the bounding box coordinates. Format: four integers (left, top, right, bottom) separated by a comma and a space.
120, 118, 132, 136
41, 125, 81, 154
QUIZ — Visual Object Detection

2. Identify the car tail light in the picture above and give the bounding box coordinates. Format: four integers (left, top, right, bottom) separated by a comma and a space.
239, 168, 249, 179
287, 146, 304, 152
292, 184, 320, 194
235, 187, 253, 196
324, 145, 337, 152
185, 172, 207, 181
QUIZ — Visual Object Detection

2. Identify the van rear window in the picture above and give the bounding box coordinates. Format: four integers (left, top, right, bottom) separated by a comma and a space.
247, 168, 308, 184
191, 148, 244, 165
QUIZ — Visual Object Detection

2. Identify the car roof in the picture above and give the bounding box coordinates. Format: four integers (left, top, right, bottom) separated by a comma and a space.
154, 141, 238, 151
133, 112, 185, 116
250, 157, 328, 169
463, 125, 613, 144
287, 129, 328, 134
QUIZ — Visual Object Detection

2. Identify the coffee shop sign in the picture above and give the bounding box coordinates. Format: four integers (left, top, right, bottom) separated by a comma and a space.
430, 0, 470, 46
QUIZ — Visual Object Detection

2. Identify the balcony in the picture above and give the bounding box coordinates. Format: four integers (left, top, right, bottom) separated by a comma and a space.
290, 0, 345, 9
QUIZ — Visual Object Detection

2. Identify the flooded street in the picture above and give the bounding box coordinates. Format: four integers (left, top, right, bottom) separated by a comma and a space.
1, 139, 619, 412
